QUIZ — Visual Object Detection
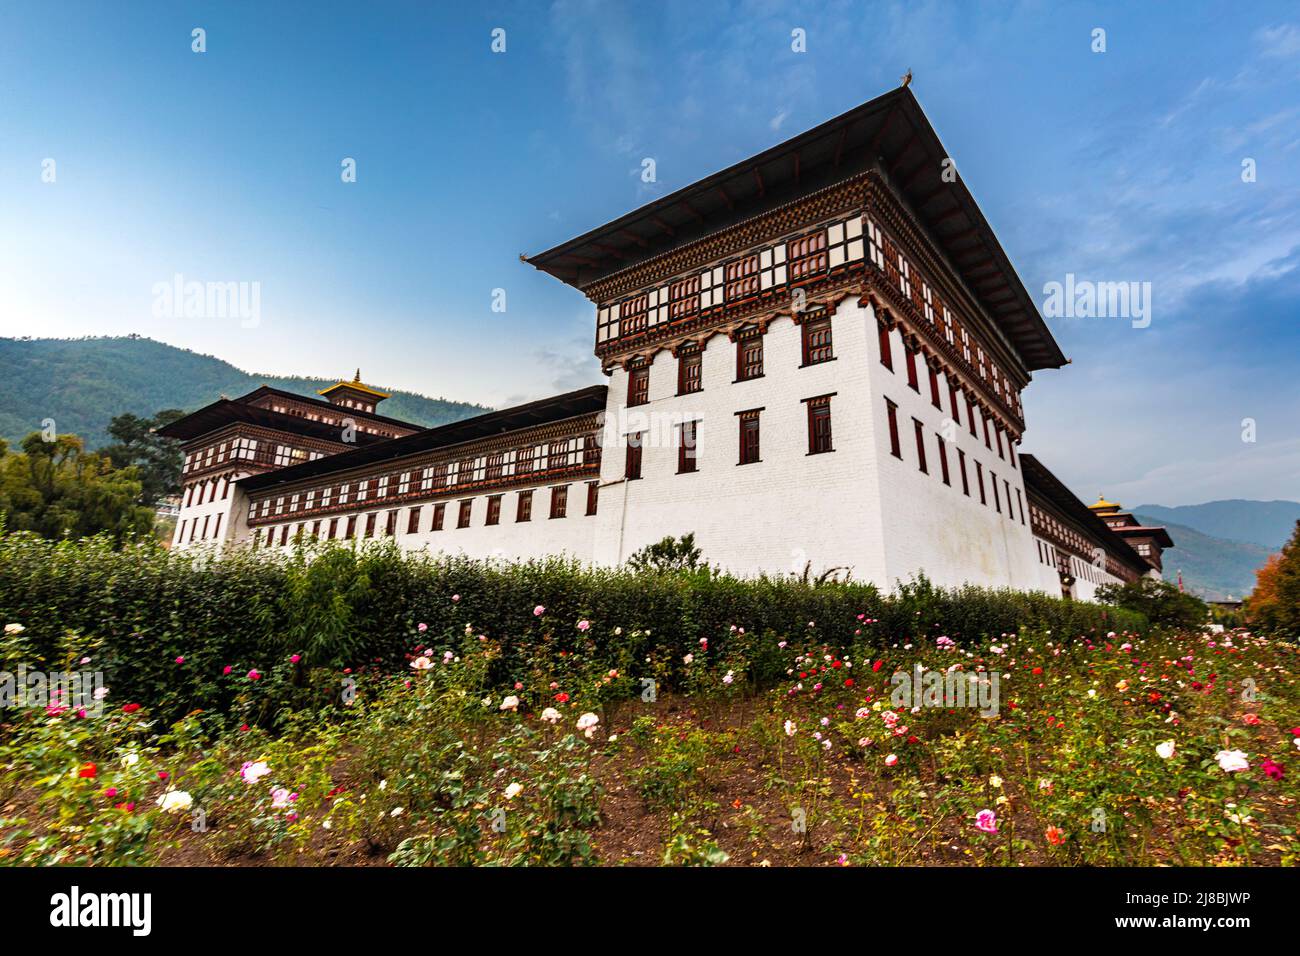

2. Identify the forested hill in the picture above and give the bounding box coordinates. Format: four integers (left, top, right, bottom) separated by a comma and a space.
0, 336, 490, 450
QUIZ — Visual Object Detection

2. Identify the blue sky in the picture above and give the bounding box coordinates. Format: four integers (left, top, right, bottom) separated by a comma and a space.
0, 1, 1297, 506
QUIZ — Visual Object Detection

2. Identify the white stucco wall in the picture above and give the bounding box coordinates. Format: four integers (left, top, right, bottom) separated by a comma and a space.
173, 473, 246, 549
866, 304, 1042, 592
245, 481, 599, 564
591, 304, 884, 580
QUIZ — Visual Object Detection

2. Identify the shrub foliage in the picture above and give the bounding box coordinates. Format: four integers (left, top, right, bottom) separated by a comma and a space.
0, 533, 1146, 724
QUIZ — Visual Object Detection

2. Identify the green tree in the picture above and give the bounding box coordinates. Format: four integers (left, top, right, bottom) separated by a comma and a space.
627, 533, 703, 573
0, 431, 154, 544
1096, 576, 1207, 630
99, 408, 185, 506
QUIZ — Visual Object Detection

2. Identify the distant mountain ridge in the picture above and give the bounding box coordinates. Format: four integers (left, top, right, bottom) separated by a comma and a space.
1134, 500, 1300, 550
1135, 514, 1272, 602
0, 336, 491, 450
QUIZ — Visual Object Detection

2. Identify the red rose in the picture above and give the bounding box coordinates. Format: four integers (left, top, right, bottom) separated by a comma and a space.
122, 703, 141, 714
78, 762, 97, 778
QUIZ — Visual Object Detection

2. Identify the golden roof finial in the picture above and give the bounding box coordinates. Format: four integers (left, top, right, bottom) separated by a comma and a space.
353, 368, 362, 383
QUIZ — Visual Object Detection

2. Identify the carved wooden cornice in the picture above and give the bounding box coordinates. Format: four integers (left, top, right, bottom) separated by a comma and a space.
586, 175, 873, 304
597, 271, 865, 373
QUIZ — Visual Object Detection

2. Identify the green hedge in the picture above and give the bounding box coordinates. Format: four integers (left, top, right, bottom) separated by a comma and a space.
0, 534, 1147, 722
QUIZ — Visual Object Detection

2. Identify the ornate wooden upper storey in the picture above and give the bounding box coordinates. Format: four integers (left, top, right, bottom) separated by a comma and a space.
526, 86, 1066, 386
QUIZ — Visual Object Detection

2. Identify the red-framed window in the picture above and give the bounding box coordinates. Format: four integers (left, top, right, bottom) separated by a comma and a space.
486, 495, 502, 526
406, 507, 421, 534
724, 253, 759, 302
802, 316, 833, 365
668, 274, 701, 320
516, 445, 537, 475
517, 489, 533, 522
913, 419, 928, 474
905, 345, 919, 392
431, 503, 445, 531
365, 513, 377, 538
385, 510, 398, 536
678, 420, 698, 473
886, 398, 902, 459
878, 322, 893, 371
975, 461, 987, 505
937, 435, 951, 486
806, 395, 833, 454
625, 433, 643, 480
457, 499, 472, 528
585, 481, 599, 516
736, 334, 763, 381
678, 350, 702, 394
550, 485, 568, 519
345, 515, 357, 539
788, 229, 827, 282
738, 409, 761, 465
929, 366, 942, 409
619, 293, 649, 335
627, 366, 650, 407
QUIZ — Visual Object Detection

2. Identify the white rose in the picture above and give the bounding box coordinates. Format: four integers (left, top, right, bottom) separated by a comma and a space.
1215, 749, 1249, 773
156, 789, 193, 814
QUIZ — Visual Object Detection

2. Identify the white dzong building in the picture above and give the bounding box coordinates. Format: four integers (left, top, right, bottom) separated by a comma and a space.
161, 87, 1169, 601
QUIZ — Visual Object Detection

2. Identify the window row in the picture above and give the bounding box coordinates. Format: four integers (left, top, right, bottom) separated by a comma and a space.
866, 217, 1023, 419
883, 395, 1026, 526
626, 315, 834, 408
249, 434, 601, 521
183, 436, 328, 475
183, 474, 234, 507
877, 323, 1019, 470
622, 395, 834, 479
252, 482, 600, 545
177, 512, 223, 545
261, 397, 396, 436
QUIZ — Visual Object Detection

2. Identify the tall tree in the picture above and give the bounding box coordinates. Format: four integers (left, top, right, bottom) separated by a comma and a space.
0, 432, 154, 544
99, 408, 185, 506
1246, 521, 1300, 637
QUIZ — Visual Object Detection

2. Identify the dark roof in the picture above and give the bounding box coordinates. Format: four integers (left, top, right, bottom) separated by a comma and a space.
525, 86, 1066, 371
1020, 454, 1157, 575
238, 384, 608, 493
1114, 525, 1175, 549
156, 399, 393, 446
237, 385, 419, 431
